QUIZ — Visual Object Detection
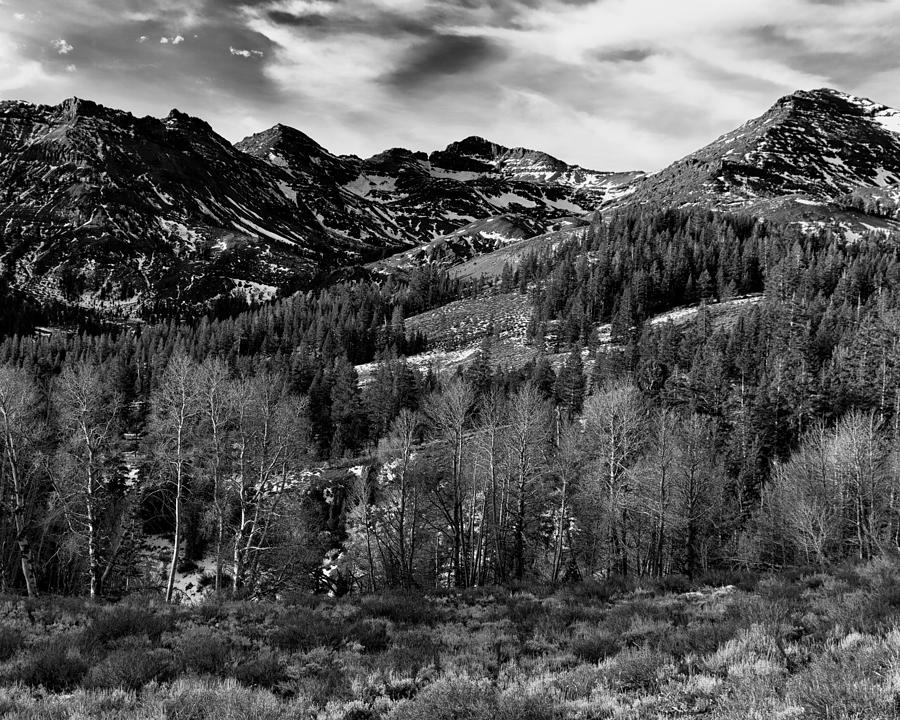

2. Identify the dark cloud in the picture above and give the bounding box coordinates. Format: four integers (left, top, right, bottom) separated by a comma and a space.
267, 11, 329, 28
381, 34, 507, 92
266, 8, 434, 38
261, 0, 602, 42
594, 47, 655, 63
745, 22, 900, 88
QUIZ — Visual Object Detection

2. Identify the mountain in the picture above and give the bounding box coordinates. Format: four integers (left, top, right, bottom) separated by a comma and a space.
0, 97, 393, 313
6, 88, 900, 318
236, 129, 641, 253
606, 88, 900, 227
0, 97, 638, 315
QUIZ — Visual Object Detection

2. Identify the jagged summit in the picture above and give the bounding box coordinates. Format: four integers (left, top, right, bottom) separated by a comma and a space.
236, 123, 329, 156
235, 124, 639, 263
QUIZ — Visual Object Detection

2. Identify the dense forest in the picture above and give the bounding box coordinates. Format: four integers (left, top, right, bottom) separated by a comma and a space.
1, 208, 899, 600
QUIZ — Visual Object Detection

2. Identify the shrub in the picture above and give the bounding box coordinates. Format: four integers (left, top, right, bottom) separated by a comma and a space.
176, 628, 233, 676
360, 594, 438, 625
494, 692, 557, 720
15, 637, 88, 691
698, 569, 759, 592
387, 679, 556, 720
233, 651, 286, 690
343, 707, 378, 720
386, 630, 440, 675
650, 574, 692, 595
347, 619, 390, 653
292, 649, 348, 706
83, 646, 174, 690
664, 620, 740, 657
788, 653, 891, 719
270, 612, 343, 652
0, 627, 23, 661
504, 597, 549, 635
572, 631, 620, 663
161, 678, 298, 720
82, 604, 172, 649
386, 679, 496, 720
602, 646, 670, 693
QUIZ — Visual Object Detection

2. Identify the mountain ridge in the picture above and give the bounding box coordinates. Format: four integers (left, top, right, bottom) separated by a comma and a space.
3, 88, 900, 317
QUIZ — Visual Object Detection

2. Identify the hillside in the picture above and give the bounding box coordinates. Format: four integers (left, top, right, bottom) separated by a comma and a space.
6, 89, 900, 316
0, 98, 367, 313
0, 98, 638, 315
606, 88, 900, 230
239, 129, 639, 260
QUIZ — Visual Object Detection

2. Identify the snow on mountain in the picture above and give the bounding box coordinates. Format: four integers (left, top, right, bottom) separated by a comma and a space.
6, 87, 900, 317
239, 129, 641, 255
605, 88, 900, 228
0, 98, 403, 314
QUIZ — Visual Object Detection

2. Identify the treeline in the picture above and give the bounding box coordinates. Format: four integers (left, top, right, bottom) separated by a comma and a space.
1, 208, 900, 597
351, 377, 900, 591
4, 350, 896, 600
0, 356, 323, 599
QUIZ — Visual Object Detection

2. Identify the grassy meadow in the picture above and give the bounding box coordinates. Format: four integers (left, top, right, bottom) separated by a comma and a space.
1, 562, 900, 719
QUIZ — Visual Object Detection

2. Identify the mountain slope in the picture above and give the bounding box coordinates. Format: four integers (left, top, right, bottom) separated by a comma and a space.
238, 129, 642, 250
606, 88, 900, 226
0, 98, 408, 313
0, 97, 641, 315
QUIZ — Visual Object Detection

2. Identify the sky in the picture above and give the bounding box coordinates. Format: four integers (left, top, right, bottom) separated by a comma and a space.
2, 0, 900, 171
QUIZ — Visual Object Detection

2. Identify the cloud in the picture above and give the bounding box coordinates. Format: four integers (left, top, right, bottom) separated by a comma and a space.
53, 38, 74, 54
381, 34, 508, 91
594, 47, 655, 63
2, 0, 900, 172
230, 45, 264, 57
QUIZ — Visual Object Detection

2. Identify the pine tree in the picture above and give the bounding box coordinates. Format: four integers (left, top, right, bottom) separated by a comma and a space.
555, 346, 585, 418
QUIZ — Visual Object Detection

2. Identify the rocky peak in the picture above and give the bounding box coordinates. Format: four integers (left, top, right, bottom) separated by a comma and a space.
444, 136, 508, 160
237, 123, 328, 157
164, 108, 215, 136
55, 97, 104, 120
605, 87, 900, 227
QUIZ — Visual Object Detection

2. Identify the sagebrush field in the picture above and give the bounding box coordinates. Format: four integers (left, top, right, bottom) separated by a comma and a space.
1, 560, 899, 719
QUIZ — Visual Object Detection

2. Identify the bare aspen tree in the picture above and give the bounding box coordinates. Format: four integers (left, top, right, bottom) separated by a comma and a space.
506, 383, 551, 580
580, 381, 647, 577
551, 420, 581, 584
151, 352, 200, 603
426, 379, 474, 587
832, 410, 889, 559
763, 411, 890, 564
56, 362, 123, 599
0, 367, 40, 596
346, 465, 379, 592
631, 408, 679, 577
671, 413, 724, 577
764, 422, 837, 565
474, 390, 508, 584
377, 408, 423, 588
231, 373, 308, 593
197, 359, 232, 592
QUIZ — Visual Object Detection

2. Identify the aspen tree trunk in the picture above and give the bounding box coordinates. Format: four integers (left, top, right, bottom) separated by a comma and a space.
0, 403, 38, 597
165, 416, 186, 603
